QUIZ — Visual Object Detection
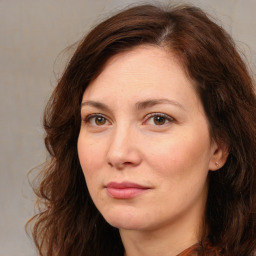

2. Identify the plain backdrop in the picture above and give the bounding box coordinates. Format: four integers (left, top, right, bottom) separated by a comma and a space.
0, 0, 255, 255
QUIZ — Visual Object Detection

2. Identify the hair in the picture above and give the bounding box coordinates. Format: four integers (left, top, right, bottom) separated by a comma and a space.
27, 3, 256, 256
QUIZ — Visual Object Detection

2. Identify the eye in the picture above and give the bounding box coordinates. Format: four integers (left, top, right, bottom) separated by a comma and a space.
84, 114, 110, 126
152, 115, 167, 125
144, 113, 174, 126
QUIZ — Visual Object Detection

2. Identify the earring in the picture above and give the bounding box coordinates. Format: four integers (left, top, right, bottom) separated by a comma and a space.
215, 162, 219, 167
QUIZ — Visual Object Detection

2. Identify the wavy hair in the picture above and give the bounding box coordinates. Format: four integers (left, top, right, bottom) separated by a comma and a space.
27, 3, 256, 256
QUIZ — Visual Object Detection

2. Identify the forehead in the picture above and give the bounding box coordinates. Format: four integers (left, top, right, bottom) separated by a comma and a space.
81, 45, 203, 116
102, 45, 183, 79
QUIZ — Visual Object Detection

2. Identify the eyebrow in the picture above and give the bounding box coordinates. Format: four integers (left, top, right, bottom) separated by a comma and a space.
81, 101, 111, 111
135, 99, 185, 110
81, 98, 185, 111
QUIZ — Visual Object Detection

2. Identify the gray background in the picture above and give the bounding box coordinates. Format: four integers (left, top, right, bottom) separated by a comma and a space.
1, 0, 255, 255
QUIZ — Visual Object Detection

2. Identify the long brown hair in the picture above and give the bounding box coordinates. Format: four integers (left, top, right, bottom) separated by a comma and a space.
27, 3, 256, 256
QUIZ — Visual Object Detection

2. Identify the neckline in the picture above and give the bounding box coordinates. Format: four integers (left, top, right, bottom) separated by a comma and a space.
176, 241, 202, 256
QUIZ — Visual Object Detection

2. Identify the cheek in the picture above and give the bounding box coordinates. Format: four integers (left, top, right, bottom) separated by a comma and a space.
77, 136, 106, 203
143, 130, 212, 179
77, 136, 103, 186
78, 135, 105, 168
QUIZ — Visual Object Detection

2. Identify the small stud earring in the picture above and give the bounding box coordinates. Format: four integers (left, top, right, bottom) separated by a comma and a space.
215, 162, 219, 167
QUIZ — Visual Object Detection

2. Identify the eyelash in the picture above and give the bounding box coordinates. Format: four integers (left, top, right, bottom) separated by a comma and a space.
83, 114, 110, 126
143, 112, 174, 126
82, 112, 174, 127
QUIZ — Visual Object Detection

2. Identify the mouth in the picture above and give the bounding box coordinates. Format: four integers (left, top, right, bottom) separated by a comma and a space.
105, 181, 151, 199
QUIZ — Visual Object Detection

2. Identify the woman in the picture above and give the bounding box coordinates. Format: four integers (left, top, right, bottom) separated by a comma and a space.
28, 3, 256, 256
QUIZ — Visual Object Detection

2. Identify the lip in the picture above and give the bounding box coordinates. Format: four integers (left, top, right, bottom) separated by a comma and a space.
105, 182, 150, 199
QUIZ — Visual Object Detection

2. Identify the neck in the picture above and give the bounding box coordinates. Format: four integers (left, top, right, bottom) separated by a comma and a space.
120, 217, 203, 256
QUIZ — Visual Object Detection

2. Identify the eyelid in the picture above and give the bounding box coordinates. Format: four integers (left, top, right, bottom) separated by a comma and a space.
143, 112, 175, 125
83, 113, 111, 125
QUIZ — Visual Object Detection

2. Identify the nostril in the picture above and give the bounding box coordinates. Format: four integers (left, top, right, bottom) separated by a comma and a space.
108, 161, 114, 167
107, 159, 135, 170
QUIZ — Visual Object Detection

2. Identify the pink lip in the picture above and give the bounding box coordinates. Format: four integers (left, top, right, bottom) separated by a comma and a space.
105, 182, 150, 199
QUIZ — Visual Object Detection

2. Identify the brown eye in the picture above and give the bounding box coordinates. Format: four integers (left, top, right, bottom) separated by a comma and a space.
84, 114, 110, 126
153, 115, 166, 125
95, 116, 107, 125
144, 113, 174, 126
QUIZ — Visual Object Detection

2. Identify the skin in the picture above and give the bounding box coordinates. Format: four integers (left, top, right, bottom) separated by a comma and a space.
77, 45, 227, 256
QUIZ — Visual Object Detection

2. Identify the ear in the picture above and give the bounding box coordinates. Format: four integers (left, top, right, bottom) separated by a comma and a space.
208, 140, 229, 171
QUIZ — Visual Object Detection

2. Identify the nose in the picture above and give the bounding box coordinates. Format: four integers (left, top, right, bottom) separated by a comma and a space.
107, 124, 142, 170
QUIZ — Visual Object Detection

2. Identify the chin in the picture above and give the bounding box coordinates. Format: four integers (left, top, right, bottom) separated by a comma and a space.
102, 208, 148, 230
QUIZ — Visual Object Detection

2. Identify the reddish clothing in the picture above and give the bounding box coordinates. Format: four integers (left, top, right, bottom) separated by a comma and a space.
177, 240, 222, 256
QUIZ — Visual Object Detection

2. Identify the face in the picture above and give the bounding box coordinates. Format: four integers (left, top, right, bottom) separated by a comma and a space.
77, 45, 220, 234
